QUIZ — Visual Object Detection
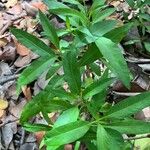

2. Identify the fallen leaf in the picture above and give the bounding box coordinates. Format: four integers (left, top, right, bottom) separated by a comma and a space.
35, 131, 45, 144
0, 99, 8, 110
5, 0, 18, 9
1, 120, 17, 149
7, 4, 22, 15
14, 55, 32, 67
31, 2, 47, 12
0, 42, 16, 61
23, 2, 37, 16
9, 99, 26, 118
22, 86, 32, 100
65, 144, 73, 150
0, 38, 8, 47
15, 41, 30, 56
135, 107, 150, 121
0, 109, 5, 118
0, 62, 12, 76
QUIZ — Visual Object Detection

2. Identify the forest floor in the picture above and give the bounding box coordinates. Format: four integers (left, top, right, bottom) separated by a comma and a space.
0, 0, 150, 150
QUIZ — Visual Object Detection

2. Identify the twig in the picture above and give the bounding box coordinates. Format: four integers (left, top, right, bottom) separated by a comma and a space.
112, 91, 141, 96
124, 135, 150, 140
0, 119, 19, 127
0, 21, 12, 35
0, 74, 19, 85
20, 129, 25, 145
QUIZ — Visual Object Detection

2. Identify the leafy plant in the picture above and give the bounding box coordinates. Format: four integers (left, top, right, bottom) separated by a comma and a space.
11, 0, 150, 149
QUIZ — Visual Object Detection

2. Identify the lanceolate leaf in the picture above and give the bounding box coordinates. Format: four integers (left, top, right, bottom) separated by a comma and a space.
20, 85, 71, 124
125, 0, 135, 8
62, 0, 85, 12
39, 10, 59, 48
95, 37, 131, 88
83, 78, 114, 99
53, 107, 79, 128
42, 99, 72, 113
44, 0, 68, 9
90, 20, 117, 37
104, 119, 150, 134
103, 92, 150, 119
92, 8, 116, 23
78, 43, 102, 66
17, 57, 55, 93
104, 23, 133, 43
23, 123, 51, 132
97, 124, 124, 150
49, 8, 88, 26
63, 50, 81, 94
11, 28, 55, 56
91, 0, 106, 11
45, 121, 90, 146
20, 85, 54, 124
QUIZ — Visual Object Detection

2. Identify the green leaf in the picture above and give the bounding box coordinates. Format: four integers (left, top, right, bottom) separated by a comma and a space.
89, 63, 101, 76
103, 92, 150, 119
91, 0, 106, 10
62, 0, 85, 13
39, 10, 59, 48
78, 43, 102, 66
83, 78, 113, 99
74, 141, 80, 150
95, 37, 131, 88
104, 119, 150, 134
74, 31, 95, 47
97, 124, 124, 150
43, 99, 72, 113
45, 121, 90, 147
90, 20, 117, 37
49, 8, 88, 26
53, 107, 79, 128
11, 28, 55, 56
44, 0, 68, 9
92, 8, 116, 23
142, 0, 150, 5
23, 123, 51, 132
144, 42, 150, 52
63, 49, 81, 94
20, 85, 54, 124
104, 23, 133, 43
49, 88, 76, 101
47, 74, 64, 89
86, 142, 97, 150
17, 57, 55, 93
20, 84, 71, 124
125, 0, 135, 8
139, 13, 150, 21
46, 63, 62, 79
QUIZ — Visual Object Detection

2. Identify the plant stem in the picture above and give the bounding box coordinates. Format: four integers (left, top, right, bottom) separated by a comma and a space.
124, 135, 150, 141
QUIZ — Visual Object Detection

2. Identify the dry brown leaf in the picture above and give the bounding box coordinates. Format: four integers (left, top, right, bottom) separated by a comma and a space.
0, 109, 5, 118
7, 4, 22, 15
65, 144, 73, 150
1, 42, 16, 61
35, 131, 45, 144
25, 16, 37, 33
5, 0, 18, 9
31, 2, 47, 12
9, 99, 26, 118
21, 86, 32, 100
0, 38, 8, 48
0, 99, 8, 110
14, 55, 32, 67
15, 41, 30, 56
